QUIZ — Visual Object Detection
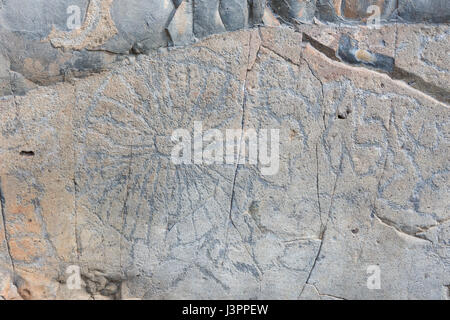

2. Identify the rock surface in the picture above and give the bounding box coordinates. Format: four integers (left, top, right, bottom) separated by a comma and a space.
1, 0, 449, 97
0, 1, 449, 300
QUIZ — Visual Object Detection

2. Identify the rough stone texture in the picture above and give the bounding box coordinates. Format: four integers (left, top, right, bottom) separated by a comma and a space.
271, 0, 318, 24
0, 1, 449, 300
1, 0, 449, 97
394, 24, 450, 103
398, 0, 450, 23
299, 23, 450, 104
0, 24, 449, 299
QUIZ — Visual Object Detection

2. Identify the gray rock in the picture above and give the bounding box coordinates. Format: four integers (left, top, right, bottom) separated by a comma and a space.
167, 0, 195, 46
0, 54, 11, 96
249, 0, 266, 25
0, 0, 448, 97
193, 0, 227, 38
172, 0, 184, 7
271, 0, 317, 24
337, 34, 394, 73
316, 0, 342, 21
105, 0, 174, 53
219, 0, 249, 31
0, 0, 89, 38
398, 0, 450, 23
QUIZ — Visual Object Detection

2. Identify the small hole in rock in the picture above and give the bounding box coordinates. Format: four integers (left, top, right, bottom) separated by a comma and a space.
337, 109, 351, 120
351, 228, 359, 234
20, 151, 35, 156
20, 288, 31, 298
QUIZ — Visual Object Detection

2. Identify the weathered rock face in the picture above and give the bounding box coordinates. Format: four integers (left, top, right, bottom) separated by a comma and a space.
0, 1, 449, 300
1, 0, 449, 98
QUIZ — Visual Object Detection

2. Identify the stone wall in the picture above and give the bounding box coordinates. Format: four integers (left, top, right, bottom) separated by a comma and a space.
0, 1, 449, 299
